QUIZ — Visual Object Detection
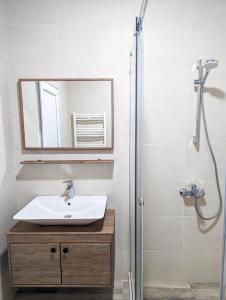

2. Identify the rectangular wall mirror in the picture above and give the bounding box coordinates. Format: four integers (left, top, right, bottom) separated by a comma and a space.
18, 79, 114, 150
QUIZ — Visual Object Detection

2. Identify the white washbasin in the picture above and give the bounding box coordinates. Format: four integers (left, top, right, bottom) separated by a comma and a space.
13, 196, 107, 225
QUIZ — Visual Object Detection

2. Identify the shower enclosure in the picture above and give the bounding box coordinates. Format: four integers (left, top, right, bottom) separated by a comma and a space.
129, 0, 226, 299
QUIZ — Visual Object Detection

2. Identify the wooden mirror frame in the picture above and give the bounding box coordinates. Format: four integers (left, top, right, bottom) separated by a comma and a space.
18, 78, 114, 151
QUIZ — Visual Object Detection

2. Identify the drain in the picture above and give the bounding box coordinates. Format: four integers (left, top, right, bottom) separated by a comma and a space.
64, 214, 72, 219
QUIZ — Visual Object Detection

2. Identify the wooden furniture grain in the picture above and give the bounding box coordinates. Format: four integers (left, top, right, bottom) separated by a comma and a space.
20, 159, 114, 165
10, 243, 61, 285
8, 209, 115, 288
61, 243, 111, 285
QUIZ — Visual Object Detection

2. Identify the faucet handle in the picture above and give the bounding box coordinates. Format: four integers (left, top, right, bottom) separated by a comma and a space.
179, 184, 205, 198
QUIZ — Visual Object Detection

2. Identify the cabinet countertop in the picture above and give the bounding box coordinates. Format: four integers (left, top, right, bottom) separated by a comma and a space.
8, 209, 115, 236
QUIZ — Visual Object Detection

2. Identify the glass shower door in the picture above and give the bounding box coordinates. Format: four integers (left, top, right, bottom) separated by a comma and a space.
129, 16, 144, 300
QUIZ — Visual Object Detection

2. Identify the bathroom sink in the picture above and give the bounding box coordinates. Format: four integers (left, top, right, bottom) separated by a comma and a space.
13, 196, 107, 225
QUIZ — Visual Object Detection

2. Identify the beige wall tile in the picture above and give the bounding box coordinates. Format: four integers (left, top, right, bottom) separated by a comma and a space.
144, 250, 184, 282
7, 25, 57, 66
6, 0, 55, 24
144, 180, 184, 216
143, 105, 187, 145
183, 216, 222, 251
144, 216, 183, 250
143, 0, 226, 284
0, 2, 18, 300
144, 145, 186, 181
5, 0, 136, 284
183, 250, 221, 283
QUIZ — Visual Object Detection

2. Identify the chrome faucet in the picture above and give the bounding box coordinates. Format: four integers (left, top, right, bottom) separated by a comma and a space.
179, 184, 205, 199
63, 180, 74, 200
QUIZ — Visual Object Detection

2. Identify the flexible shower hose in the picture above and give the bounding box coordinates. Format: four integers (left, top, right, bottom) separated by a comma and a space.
194, 87, 223, 220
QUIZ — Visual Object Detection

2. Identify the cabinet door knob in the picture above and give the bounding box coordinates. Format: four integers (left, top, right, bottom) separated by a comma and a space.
63, 248, 68, 254
50, 247, 56, 253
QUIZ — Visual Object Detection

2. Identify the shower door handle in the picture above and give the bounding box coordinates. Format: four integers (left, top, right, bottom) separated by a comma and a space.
139, 197, 144, 206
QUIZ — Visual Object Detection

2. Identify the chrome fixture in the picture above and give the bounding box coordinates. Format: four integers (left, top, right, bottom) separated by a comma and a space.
179, 184, 205, 199
194, 59, 219, 86
63, 180, 74, 200
193, 58, 219, 149
139, 0, 149, 24
188, 58, 222, 221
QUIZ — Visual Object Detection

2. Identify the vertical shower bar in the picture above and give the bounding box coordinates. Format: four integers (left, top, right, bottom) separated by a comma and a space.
193, 85, 203, 151
193, 59, 203, 151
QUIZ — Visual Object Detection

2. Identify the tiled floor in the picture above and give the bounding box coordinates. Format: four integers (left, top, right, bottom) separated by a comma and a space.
143, 283, 219, 300
12, 282, 220, 300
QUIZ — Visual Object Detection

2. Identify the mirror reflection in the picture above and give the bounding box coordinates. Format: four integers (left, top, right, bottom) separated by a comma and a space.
19, 79, 113, 149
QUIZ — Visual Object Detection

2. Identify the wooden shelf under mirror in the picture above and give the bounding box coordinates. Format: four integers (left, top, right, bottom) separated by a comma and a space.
20, 159, 114, 165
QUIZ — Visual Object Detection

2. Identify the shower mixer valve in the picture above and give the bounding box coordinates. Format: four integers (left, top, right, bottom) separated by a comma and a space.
179, 184, 205, 199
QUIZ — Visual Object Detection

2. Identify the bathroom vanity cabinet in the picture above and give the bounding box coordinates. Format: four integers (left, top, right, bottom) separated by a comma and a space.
7, 209, 115, 288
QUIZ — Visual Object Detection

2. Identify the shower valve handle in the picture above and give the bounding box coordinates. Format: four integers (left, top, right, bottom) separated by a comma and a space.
179, 184, 205, 198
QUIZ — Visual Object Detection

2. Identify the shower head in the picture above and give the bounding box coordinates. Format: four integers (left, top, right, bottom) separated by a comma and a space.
203, 59, 219, 71
194, 58, 219, 85
201, 59, 219, 83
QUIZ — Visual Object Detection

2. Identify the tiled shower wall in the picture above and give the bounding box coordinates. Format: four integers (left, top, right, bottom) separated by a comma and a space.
4, 0, 138, 287
143, 0, 226, 283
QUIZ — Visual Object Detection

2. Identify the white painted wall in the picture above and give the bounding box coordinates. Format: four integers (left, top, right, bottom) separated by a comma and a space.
5, 0, 138, 285
143, 0, 226, 283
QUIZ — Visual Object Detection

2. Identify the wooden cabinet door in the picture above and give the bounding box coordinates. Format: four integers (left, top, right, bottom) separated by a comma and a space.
10, 243, 61, 285
61, 243, 111, 286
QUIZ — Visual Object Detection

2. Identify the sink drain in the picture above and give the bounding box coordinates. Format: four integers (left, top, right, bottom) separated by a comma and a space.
64, 214, 72, 219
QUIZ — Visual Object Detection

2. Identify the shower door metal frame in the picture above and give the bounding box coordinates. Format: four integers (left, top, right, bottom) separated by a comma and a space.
130, 2, 149, 300
134, 16, 144, 300
129, 16, 144, 300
